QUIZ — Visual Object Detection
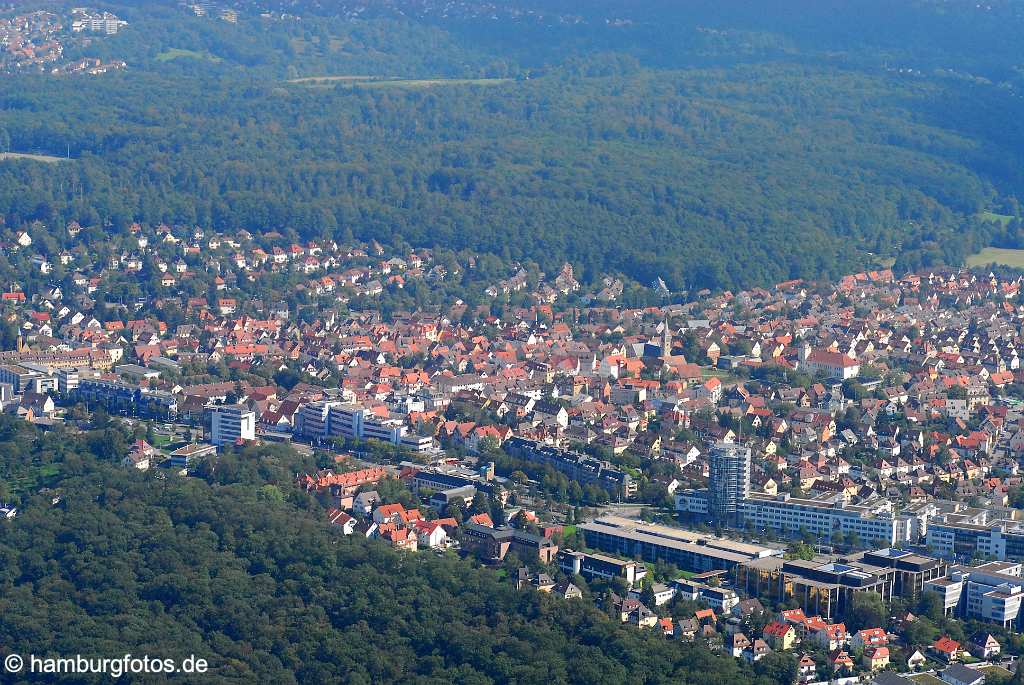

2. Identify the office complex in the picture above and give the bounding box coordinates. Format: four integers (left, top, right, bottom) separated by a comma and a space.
578, 516, 783, 573
294, 401, 411, 447
927, 513, 1024, 562
925, 562, 1024, 628
737, 548, 945, 620
678, 441, 898, 547
707, 442, 751, 526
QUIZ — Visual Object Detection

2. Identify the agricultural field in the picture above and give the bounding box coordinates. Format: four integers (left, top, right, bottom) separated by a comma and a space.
966, 247, 1024, 268
0, 152, 64, 163
980, 211, 1016, 226
156, 49, 222, 63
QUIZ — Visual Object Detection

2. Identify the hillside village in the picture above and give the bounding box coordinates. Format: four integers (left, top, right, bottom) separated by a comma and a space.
5, 218, 1024, 682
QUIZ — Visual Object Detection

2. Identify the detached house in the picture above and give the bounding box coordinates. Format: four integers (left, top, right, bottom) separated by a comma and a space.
931, 636, 962, 663
762, 621, 796, 651
326, 508, 356, 535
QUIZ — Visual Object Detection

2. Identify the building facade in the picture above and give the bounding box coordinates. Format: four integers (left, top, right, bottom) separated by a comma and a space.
209, 404, 256, 447
708, 442, 751, 526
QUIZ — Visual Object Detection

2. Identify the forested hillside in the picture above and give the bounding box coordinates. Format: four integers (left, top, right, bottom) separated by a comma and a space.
0, 0, 1022, 291
0, 418, 767, 685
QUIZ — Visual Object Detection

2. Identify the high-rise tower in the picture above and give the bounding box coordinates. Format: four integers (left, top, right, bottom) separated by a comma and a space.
708, 442, 751, 527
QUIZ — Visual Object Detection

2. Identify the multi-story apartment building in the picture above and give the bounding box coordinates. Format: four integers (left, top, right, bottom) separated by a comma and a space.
503, 438, 636, 498
209, 404, 256, 447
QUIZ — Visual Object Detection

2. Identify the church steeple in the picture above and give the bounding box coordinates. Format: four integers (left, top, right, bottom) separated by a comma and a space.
661, 318, 672, 358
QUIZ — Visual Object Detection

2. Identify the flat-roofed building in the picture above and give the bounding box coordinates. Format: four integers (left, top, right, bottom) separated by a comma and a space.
736, 553, 897, 620
856, 548, 948, 600
168, 443, 217, 469
114, 363, 160, 381
925, 561, 1024, 628
0, 364, 39, 394
557, 549, 648, 588
578, 516, 783, 574
928, 516, 1024, 563
677, 489, 900, 548
505, 438, 635, 498
923, 575, 964, 615
708, 442, 750, 527
209, 404, 256, 447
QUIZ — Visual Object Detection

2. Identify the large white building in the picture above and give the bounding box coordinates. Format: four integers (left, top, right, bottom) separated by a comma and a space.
926, 514, 1024, 562
924, 562, 1024, 628
209, 404, 256, 447
677, 489, 902, 547
294, 401, 408, 446
71, 11, 127, 35
800, 347, 861, 380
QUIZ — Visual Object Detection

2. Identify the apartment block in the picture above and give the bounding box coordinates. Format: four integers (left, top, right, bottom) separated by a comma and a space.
209, 404, 256, 447
504, 437, 635, 498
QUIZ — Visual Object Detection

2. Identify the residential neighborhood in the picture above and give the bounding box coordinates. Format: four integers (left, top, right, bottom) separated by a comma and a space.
0, 8, 126, 74
4, 219, 1024, 681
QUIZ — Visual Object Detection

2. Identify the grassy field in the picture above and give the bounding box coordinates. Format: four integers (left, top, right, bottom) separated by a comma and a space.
156, 48, 222, 63
0, 152, 65, 163
966, 247, 1024, 268
3, 461, 60, 497
289, 76, 511, 89
288, 75, 375, 83
980, 210, 1016, 226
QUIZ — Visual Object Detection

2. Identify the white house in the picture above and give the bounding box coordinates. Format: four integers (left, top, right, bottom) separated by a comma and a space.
801, 347, 860, 380
327, 509, 356, 535
414, 520, 449, 549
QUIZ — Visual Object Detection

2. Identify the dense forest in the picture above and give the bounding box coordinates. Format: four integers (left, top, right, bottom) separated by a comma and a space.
0, 417, 774, 685
0, 1, 1022, 290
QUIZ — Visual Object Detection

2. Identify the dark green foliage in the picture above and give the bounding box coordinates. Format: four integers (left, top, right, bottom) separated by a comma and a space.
0, 3, 1022, 291
0, 422, 760, 684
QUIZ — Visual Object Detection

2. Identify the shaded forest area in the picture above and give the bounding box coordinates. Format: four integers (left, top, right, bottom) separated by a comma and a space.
0, 418, 775, 685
